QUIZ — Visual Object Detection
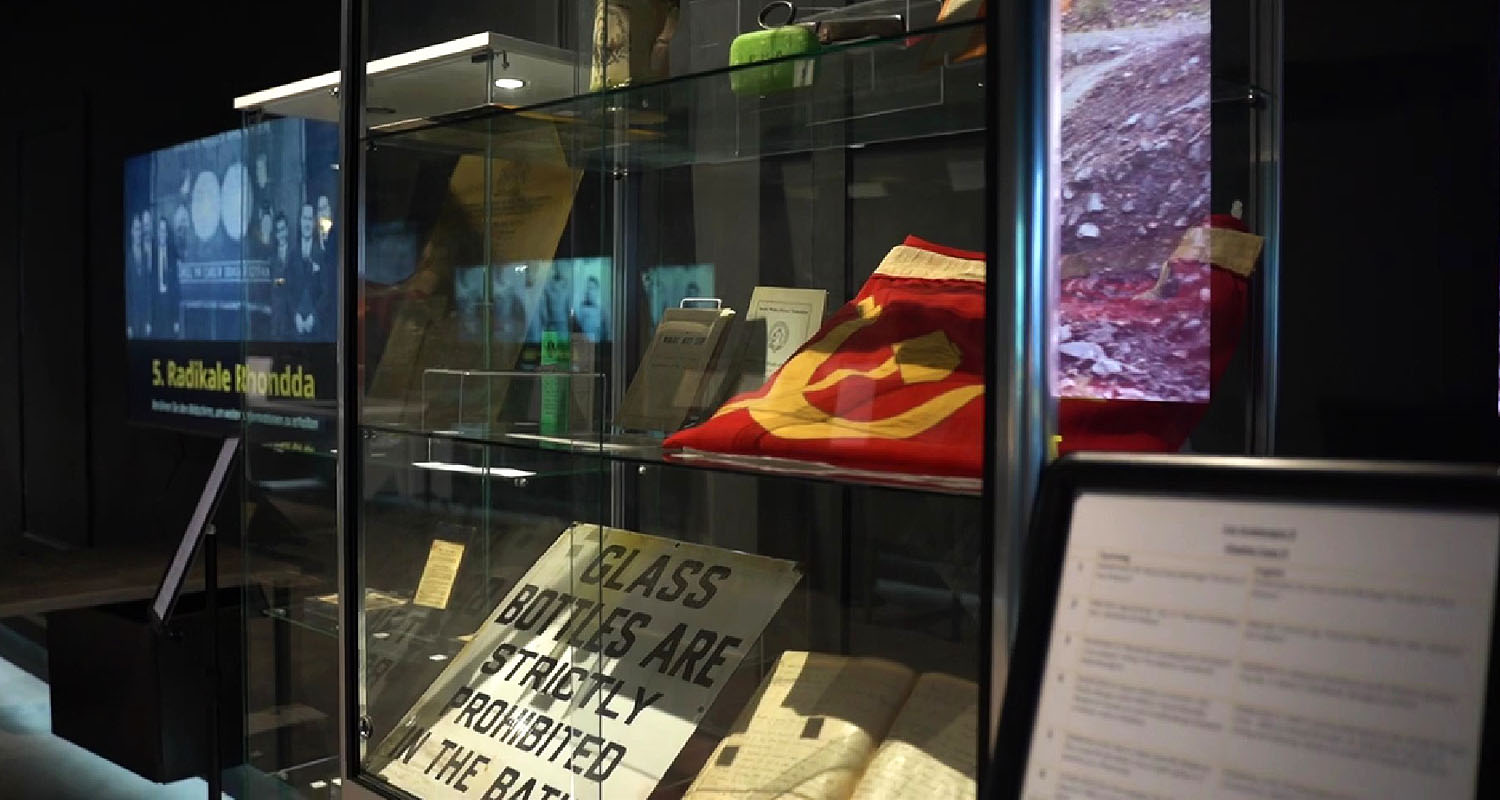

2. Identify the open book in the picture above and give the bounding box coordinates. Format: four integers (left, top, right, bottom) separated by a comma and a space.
684, 651, 977, 800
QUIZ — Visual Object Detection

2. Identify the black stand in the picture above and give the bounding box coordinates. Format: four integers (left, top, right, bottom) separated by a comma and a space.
204, 523, 221, 800
148, 436, 236, 800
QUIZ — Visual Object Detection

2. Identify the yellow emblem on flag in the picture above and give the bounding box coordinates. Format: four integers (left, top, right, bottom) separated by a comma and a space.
716, 298, 983, 440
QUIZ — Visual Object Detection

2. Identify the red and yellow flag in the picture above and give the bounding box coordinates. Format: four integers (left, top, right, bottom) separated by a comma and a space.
665, 237, 988, 478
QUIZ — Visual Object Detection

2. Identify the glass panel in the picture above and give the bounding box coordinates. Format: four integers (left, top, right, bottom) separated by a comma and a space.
354, 5, 989, 800
238, 114, 344, 797
370, 23, 986, 171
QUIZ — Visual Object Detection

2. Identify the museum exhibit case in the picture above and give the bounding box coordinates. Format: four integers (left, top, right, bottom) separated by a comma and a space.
230, 0, 1281, 797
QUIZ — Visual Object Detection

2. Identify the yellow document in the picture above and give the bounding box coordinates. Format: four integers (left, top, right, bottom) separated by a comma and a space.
412, 539, 466, 610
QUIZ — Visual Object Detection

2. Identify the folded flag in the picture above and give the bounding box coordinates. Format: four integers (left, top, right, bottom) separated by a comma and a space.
664, 236, 987, 478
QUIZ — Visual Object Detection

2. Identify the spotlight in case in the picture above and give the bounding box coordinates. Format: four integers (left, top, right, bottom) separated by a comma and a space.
495, 77, 527, 90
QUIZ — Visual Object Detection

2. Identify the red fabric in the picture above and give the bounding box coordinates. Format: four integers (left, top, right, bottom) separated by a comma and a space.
1058, 214, 1251, 453
664, 238, 987, 477
664, 219, 1256, 475
903, 234, 983, 262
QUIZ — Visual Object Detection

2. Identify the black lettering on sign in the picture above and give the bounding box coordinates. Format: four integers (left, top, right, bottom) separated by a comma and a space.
638, 622, 687, 674
656, 559, 702, 603
546, 725, 583, 762
602, 548, 641, 590
580, 545, 626, 585
445, 685, 474, 714
626, 686, 664, 725
459, 755, 490, 792
697, 634, 743, 688
538, 591, 576, 633
475, 698, 508, 735
522, 655, 559, 691
624, 554, 671, 597
683, 564, 731, 609
516, 713, 553, 752
496, 584, 539, 625
637, 624, 740, 688
668, 628, 718, 684
585, 607, 632, 653
456, 690, 490, 728
610, 611, 652, 658
481, 767, 521, 800
514, 589, 560, 630
480, 643, 517, 675
565, 734, 604, 774
424, 739, 458, 776
594, 677, 624, 720
586, 741, 627, 782
434, 743, 483, 786
511, 777, 539, 800
576, 672, 613, 707
387, 725, 430, 763
553, 597, 596, 643
504, 648, 539, 682
564, 603, 605, 648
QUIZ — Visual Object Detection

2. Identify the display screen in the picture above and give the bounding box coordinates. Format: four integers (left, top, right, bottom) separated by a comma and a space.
124, 118, 338, 437
454, 257, 614, 346
1022, 493, 1497, 798
1058, 2, 1213, 402
642, 263, 715, 329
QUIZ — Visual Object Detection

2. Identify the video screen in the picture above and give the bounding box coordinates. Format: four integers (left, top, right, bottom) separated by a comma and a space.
124, 117, 339, 438
454, 258, 614, 346
642, 264, 716, 329
1057, 1, 1212, 403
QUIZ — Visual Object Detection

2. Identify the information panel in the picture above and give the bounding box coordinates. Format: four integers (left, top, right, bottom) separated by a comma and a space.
1022, 493, 1498, 799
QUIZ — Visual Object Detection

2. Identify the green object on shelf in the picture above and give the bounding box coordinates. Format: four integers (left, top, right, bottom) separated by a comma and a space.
540, 332, 571, 436
729, 24, 820, 95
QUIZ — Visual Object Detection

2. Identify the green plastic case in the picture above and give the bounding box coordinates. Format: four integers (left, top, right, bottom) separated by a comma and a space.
729, 25, 820, 95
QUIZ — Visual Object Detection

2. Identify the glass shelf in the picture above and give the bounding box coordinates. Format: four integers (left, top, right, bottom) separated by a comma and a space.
264, 605, 339, 639
361, 422, 981, 496
366, 20, 986, 169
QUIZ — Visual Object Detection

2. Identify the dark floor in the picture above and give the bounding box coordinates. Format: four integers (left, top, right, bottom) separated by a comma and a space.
0, 627, 222, 799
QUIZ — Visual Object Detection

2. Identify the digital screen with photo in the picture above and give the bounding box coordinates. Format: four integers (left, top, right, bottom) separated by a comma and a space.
643, 264, 715, 329
124, 117, 339, 438
1022, 493, 1497, 798
454, 257, 614, 347
1058, 1, 1213, 402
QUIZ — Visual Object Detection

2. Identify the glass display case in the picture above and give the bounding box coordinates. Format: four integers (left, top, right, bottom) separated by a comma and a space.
232, 1, 1279, 798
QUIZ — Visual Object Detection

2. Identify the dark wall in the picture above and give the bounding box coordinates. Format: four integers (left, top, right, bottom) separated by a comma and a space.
1277, 1, 1500, 460
0, 1, 341, 548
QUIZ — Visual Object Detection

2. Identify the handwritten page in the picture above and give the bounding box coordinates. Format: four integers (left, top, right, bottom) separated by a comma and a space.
685, 652, 915, 800
850, 673, 977, 800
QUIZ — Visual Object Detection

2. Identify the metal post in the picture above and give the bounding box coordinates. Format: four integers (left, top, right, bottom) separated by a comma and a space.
337, 0, 368, 789
204, 523, 220, 800
981, 0, 1055, 771
1249, 0, 1284, 455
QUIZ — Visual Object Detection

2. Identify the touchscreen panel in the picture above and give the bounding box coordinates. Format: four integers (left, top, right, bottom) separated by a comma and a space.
1021, 493, 1499, 799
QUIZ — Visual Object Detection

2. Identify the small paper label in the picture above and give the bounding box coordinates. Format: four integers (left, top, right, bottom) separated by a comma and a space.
1171, 226, 1265, 277
412, 539, 466, 610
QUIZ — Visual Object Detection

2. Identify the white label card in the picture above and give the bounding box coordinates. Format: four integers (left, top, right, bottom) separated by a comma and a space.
1022, 493, 1498, 800
375, 524, 802, 800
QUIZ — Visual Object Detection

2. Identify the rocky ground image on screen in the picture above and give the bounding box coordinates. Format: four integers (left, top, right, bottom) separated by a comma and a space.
1059, 0, 1213, 402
